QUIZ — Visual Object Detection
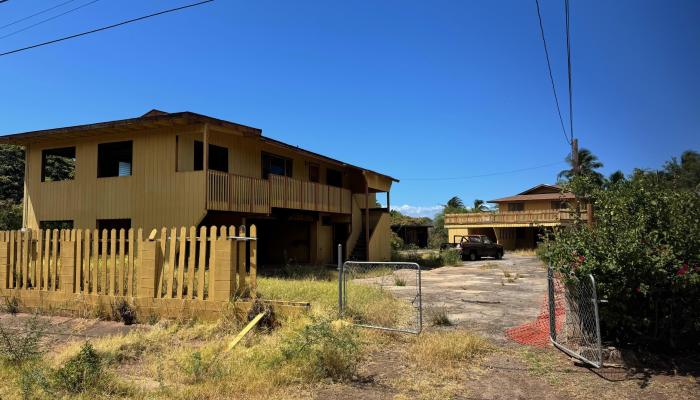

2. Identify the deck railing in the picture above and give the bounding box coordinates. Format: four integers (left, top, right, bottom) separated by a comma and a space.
444, 209, 588, 225
207, 171, 352, 214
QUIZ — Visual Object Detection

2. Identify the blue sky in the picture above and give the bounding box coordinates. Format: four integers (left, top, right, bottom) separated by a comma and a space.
1, 0, 698, 217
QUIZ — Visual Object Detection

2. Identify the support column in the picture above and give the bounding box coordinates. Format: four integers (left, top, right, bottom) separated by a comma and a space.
203, 123, 209, 209
0, 239, 9, 290
364, 176, 369, 261
138, 238, 160, 298
59, 238, 76, 293
212, 237, 235, 302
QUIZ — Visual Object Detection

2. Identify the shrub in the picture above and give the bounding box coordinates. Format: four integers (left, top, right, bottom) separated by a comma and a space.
4, 296, 20, 314
115, 299, 136, 325
0, 314, 45, 365
539, 175, 700, 349
280, 318, 360, 381
441, 248, 461, 266
394, 276, 406, 286
53, 342, 103, 393
428, 307, 452, 326
247, 299, 278, 332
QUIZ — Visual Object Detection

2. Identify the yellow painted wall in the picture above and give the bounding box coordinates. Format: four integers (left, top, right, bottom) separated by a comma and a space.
25, 126, 206, 231
368, 212, 391, 261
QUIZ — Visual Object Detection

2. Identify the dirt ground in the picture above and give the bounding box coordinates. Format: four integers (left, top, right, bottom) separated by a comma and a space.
1, 255, 697, 399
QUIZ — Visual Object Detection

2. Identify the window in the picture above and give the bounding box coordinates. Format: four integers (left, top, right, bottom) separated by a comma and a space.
97, 141, 132, 177
326, 168, 342, 187
482, 236, 492, 244
551, 201, 569, 209
193, 141, 229, 172
96, 219, 131, 232
39, 220, 73, 230
261, 152, 292, 179
308, 163, 320, 183
469, 236, 481, 243
41, 147, 75, 182
507, 202, 524, 212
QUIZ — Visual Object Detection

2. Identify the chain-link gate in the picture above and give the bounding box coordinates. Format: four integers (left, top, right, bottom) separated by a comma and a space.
339, 260, 422, 334
548, 266, 602, 368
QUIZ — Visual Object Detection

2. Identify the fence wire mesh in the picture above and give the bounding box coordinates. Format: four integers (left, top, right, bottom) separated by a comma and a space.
548, 267, 602, 368
340, 261, 422, 334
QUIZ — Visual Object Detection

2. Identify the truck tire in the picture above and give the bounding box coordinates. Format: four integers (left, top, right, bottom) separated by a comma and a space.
495, 251, 503, 260
469, 251, 478, 261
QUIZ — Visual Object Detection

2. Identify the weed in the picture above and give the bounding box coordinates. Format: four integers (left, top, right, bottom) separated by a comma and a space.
411, 331, 492, 369
147, 312, 160, 325
93, 301, 110, 320
502, 270, 512, 278
280, 317, 360, 381
115, 299, 137, 325
53, 342, 103, 393
479, 262, 499, 270
428, 307, 452, 326
247, 300, 278, 332
18, 363, 52, 400
182, 351, 205, 383
0, 314, 45, 365
394, 276, 407, 286
4, 296, 20, 314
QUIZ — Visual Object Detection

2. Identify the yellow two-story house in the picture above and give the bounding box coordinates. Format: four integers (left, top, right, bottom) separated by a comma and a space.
445, 184, 586, 250
0, 110, 397, 265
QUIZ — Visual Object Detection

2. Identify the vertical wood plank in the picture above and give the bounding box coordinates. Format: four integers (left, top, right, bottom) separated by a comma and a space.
208, 226, 217, 300
250, 224, 257, 298
83, 229, 90, 294
167, 227, 177, 298
43, 230, 50, 290
21, 230, 28, 288
100, 229, 108, 294
237, 225, 246, 293
176, 227, 186, 298
92, 229, 99, 294
9, 231, 15, 289
157, 227, 167, 298
52, 229, 59, 291
198, 226, 207, 300
75, 229, 82, 292
118, 229, 126, 296
127, 228, 135, 297
110, 229, 116, 295
37, 229, 44, 290
187, 226, 196, 299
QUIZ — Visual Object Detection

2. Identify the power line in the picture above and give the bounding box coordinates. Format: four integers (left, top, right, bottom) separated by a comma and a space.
401, 161, 566, 181
0, 0, 100, 40
564, 0, 574, 141
534, 0, 570, 145
0, 0, 214, 58
0, 0, 79, 31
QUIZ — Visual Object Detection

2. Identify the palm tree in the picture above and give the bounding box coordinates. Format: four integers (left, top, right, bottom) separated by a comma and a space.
471, 199, 488, 213
446, 196, 464, 209
558, 147, 604, 185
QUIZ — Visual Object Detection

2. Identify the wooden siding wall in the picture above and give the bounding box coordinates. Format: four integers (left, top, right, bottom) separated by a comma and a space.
25, 126, 206, 231
368, 212, 391, 261
496, 200, 560, 211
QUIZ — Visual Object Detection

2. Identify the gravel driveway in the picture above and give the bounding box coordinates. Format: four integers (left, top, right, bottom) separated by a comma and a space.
390, 255, 548, 341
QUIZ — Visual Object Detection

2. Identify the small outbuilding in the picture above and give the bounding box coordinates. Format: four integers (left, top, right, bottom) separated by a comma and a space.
391, 223, 432, 248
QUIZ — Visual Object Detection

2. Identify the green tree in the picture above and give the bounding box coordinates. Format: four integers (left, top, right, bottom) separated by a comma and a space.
446, 196, 465, 210
662, 150, 700, 191
558, 147, 604, 186
0, 144, 25, 204
429, 196, 469, 248
471, 199, 487, 213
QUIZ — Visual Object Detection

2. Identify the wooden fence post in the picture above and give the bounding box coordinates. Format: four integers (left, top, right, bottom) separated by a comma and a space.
60, 237, 76, 293
139, 234, 160, 298
212, 235, 235, 302
249, 225, 257, 298
0, 237, 9, 290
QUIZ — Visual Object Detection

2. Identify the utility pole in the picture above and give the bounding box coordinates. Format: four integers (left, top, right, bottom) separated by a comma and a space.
572, 137, 594, 228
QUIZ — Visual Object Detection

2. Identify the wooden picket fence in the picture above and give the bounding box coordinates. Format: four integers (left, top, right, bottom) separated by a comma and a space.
0, 225, 257, 317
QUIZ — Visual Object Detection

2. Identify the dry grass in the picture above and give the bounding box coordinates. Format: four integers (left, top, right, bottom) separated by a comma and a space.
411, 331, 492, 369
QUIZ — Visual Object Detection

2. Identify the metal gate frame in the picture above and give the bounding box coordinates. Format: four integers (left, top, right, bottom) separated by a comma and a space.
337, 246, 422, 334
548, 266, 603, 368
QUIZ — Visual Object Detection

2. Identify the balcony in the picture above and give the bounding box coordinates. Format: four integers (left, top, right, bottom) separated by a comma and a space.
207, 171, 352, 214
444, 209, 588, 227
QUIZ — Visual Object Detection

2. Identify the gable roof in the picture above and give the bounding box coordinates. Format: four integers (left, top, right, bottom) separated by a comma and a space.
517, 184, 562, 195
489, 183, 573, 203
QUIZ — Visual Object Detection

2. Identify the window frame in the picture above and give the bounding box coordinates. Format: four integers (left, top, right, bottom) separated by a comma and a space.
326, 168, 343, 188
308, 163, 320, 183
97, 140, 133, 178
41, 146, 76, 182
261, 152, 293, 179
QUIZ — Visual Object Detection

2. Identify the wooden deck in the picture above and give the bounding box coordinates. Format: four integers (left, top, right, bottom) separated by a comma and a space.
207, 171, 352, 214
444, 209, 587, 227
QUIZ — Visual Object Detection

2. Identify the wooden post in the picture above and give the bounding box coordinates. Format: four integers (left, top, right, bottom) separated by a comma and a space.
212, 235, 235, 302
364, 175, 369, 260
586, 202, 594, 228
386, 191, 390, 211
203, 123, 209, 209
249, 225, 257, 298
60, 237, 76, 293
237, 225, 246, 295
138, 238, 160, 298
0, 238, 9, 289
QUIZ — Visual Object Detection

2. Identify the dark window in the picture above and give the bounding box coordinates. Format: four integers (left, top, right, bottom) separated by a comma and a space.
308, 164, 320, 183
507, 202, 524, 212
262, 152, 292, 179
41, 147, 75, 182
326, 169, 342, 187
193, 141, 229, 172
96, 219, 131, 232
39, 220, 73, 230
551, 201, 566, 209
97, 141, 132, 178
